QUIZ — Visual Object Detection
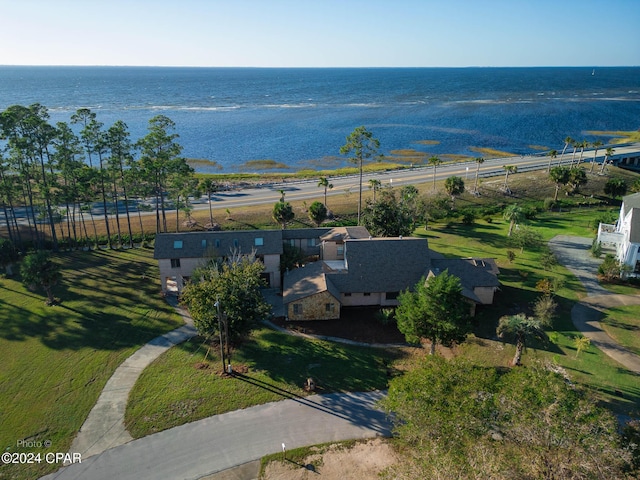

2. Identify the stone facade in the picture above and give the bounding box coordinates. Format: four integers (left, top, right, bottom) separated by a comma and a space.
287, 290, 340, 321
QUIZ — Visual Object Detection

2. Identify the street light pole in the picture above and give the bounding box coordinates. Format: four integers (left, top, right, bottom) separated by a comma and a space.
214, 297, 225, 373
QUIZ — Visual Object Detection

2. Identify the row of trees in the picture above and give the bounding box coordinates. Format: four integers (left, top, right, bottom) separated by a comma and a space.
0, 104, 196, 251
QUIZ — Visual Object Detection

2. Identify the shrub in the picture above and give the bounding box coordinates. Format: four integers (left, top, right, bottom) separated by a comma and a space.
543, 198, 556, 211
461, 212, 476, 225
591, 238, 602, 258
375, 308, 396, 326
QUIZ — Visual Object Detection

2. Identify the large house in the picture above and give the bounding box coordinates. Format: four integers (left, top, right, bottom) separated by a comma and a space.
597, 192, 640, 276
154, 226, 500, 320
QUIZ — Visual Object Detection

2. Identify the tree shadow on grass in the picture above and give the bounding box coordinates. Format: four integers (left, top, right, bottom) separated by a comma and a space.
238, 329, 405, 395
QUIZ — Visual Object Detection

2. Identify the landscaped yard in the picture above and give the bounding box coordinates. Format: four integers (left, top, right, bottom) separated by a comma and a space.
125, 328, 406, 438
416, 209, 640, 415
0, 248, 183, 480
600, 304, 640, 356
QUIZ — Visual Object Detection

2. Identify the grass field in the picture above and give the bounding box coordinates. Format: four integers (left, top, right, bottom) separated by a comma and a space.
0, 248, 183, 479
125, 328, 406, 438
419, 210, 640, 415
600, 305, 640, 356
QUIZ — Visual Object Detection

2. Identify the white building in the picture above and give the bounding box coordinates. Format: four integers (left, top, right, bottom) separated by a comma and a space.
597, 192, 640, 276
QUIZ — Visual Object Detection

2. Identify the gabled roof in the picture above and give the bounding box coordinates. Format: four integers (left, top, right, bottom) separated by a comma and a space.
154, 230, 283, 259
282, 228, 332, 240
430, 258, 500, 303
328, 237, 431, 293
319, 226, 371, 243
283, 262, 340, 304
622, 192, 640, 217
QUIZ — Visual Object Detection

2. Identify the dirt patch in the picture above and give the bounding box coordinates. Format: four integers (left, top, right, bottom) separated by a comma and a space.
262, 438, 399, 480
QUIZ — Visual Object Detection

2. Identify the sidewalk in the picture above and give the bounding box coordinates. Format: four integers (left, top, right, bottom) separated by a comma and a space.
68, 296, 197, 459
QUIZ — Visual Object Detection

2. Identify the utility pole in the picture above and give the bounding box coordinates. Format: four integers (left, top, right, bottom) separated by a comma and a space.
214, 298, 225, 373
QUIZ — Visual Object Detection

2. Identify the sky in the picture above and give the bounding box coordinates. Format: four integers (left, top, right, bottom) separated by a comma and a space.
1, 0, 639, 67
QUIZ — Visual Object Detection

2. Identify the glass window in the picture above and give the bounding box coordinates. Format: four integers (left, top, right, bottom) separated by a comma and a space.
255, 237, 264, 246
386, 291, 399, 300
215, 239, 221, 248
293, 304, 302, 314
307, 238, 315, 247
170, 258, 181, 268
173, 240, 183, 249
201, 239, 207, 248
233, 239, 239, 248
325, 303, 334, 312
363, 292, 371, 296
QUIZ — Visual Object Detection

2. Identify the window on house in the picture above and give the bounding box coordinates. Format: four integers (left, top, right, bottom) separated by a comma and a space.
344, 293, 352, 297
255, 237, 264, 246
337, 245, 344, 256
289, 239, 295, 246
233, 239, 239, 248
293, 304, 302, 315
215, 239, 221, 248
307, 238, 315, 247
363, 292, 371, 296
170, 258, 181, 268
325, 303, 335, 312
173, 240, 183, 249
201, 239, 207, 248
386, 291, 399, 300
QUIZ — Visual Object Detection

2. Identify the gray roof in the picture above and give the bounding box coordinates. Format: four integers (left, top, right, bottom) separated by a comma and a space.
629, 209, 640, 244
622, 192, 640, 217
328, 237, 431, 293
319, 226, 371, 242
430, 258, 500, 303
282, 228, 332, 240
154, 230, 283, 259
283, 262, 340, 304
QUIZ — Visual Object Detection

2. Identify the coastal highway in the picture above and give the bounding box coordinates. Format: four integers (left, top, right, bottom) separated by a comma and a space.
3, 143, 640, 228
197, 142, 640, 212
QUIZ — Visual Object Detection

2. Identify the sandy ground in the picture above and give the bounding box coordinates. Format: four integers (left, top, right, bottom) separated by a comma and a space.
261, 438, 398, 480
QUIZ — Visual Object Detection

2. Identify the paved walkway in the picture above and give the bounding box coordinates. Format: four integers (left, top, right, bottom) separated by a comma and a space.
68, 296, 197, 459
43, 391, 390, 480
548, 235, 640, 374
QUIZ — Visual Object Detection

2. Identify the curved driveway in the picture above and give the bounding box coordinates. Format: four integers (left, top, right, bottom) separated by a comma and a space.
42, 390, 390, 480
549, 235, 640, 374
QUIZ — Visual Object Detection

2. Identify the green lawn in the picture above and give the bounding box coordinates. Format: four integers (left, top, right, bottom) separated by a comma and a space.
418, 208, 640, 415
0, 248, 183, 480
125, 328, 403, 438
600, 305, 640, 356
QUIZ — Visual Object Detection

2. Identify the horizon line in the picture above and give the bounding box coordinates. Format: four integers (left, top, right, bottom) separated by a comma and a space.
1, 64, 638, 69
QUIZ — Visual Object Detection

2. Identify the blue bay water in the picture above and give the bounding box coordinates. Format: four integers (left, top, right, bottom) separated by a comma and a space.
0, 66, 639, 172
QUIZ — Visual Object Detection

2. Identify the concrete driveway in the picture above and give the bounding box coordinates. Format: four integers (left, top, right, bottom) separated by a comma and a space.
41, 391, 391, 480
549, 235, 640, 374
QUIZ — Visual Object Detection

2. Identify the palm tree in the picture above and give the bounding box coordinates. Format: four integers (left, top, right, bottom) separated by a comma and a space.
576, 139, 588, 166
473, 157, 484, 194
600, 147, 615, 174
559, 136, 573, 166
368, 178, 381, 202
569, 140, 579, 167
428, 155, 442, 191
317, 176, 333, 207
497, 313, 546, 366
589, 140, 603, 173
545, 150, 557, 173
502, 165, 517, 193
549, 166, 570, 201
503, 203, 523, 236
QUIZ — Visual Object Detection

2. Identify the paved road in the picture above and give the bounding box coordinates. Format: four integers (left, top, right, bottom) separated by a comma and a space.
548, 235, 640, 374
7, 142, 640, 229
41, 390, 391, 480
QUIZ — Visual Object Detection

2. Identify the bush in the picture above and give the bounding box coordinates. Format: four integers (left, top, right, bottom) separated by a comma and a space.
374, 308, 396, 326
543, 198, 556, 211
461, 212, 476, 225
591, 238, 603, 258
483, 216, 493, 223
